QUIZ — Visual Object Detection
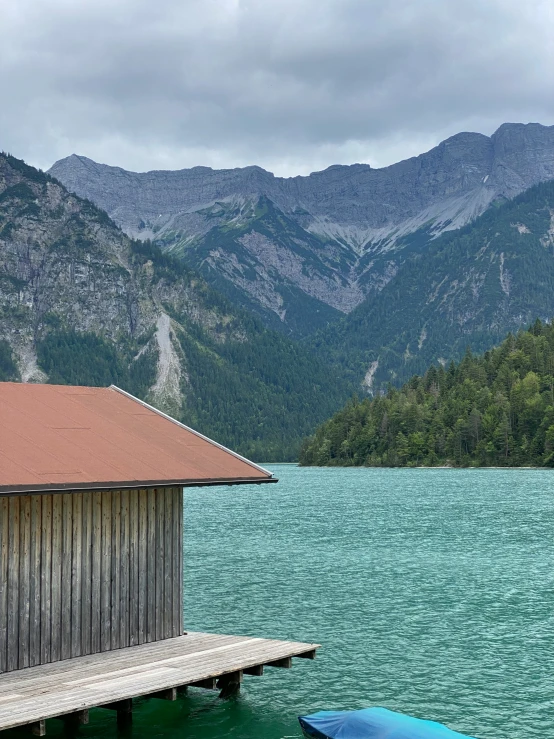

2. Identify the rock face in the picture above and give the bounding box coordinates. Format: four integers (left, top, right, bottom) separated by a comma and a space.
49, 123, 554, 335
0, 153, 352, 459
317, 177, 554, 391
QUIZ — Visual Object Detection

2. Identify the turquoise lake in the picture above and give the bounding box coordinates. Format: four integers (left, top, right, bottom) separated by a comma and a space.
34, 466, 554, 738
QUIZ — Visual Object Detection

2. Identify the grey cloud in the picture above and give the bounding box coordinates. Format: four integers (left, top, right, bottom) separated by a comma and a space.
1, 0, 553, 175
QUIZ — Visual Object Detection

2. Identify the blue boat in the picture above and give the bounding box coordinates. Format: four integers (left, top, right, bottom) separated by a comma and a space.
298, 707, 478, 739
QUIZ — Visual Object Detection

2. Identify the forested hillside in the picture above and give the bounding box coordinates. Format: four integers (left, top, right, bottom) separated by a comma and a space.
301, 320, 554, 467
0, 152, 353, 460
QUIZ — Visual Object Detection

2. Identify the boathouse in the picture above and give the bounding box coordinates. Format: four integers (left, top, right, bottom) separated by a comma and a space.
0, 383, 318, 733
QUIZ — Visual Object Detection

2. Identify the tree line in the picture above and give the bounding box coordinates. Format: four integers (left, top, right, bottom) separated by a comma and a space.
300, 319, 554, 467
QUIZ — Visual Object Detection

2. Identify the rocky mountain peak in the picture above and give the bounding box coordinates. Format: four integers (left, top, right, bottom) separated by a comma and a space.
48, 122, 554, 337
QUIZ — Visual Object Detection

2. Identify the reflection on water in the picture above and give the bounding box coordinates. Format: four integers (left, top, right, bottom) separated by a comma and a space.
6, 466, 554, 739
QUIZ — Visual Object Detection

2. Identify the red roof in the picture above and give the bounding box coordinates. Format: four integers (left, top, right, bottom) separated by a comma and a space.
0, 383, 275, 494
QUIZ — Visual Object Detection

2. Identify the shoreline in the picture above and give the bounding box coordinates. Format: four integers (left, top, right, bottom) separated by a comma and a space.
296, 464, 553, 470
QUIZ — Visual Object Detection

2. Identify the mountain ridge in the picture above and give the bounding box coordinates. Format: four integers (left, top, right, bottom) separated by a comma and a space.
49, 122, 554, 336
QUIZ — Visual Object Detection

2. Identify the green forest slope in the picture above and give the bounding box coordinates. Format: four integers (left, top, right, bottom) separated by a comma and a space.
301, 320, 554, 467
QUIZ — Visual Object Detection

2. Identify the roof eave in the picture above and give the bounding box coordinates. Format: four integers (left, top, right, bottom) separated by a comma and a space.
0, 477, 279, 496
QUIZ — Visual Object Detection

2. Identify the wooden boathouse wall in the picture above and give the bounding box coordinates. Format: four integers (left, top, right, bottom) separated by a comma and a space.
0, 486, 183, 674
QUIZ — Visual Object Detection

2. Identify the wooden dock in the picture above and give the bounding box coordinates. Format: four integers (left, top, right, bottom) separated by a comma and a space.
0, 631, 319, 733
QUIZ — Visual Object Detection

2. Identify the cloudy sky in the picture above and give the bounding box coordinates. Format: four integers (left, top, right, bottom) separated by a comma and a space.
1, 0, 553, 176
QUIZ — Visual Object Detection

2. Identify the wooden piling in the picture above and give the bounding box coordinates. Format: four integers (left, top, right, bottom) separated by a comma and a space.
31, 720, 45, 736
217, 670, 243, 698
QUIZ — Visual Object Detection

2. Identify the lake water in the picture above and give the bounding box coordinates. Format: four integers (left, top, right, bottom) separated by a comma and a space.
31, 466, 554, 738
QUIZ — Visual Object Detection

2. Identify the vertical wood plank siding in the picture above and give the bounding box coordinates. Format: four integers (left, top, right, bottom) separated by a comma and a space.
0, 487, 183, 674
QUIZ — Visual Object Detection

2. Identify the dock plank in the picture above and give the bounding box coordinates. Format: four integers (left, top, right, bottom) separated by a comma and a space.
0, 633, 243, 695
0, 632, 320, 731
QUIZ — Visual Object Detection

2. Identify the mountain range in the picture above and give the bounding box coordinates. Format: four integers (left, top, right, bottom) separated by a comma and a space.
50, 122, 554, 337
2, 122, 554, 459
